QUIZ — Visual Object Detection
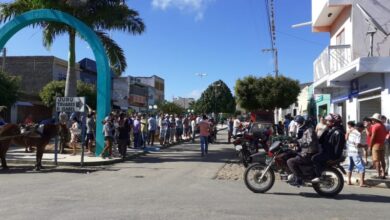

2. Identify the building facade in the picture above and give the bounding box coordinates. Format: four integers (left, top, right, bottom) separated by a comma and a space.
134, 75, 165, 104
278, 83, 313, 121
311, 0, 390, 123
0, 56, 81, 123
173, 97, 195, 109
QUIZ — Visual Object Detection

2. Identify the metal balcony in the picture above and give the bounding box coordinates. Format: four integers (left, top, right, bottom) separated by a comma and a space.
313, 45, 352, 82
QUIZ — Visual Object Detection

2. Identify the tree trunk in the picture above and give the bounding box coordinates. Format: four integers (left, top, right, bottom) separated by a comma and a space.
65, 29, 77, 97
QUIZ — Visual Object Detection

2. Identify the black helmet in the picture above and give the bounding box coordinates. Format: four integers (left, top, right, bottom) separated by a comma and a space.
294, 115, 305, 124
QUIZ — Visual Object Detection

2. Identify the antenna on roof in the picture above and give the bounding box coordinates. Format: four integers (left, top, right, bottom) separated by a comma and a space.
356, 3, 390, 56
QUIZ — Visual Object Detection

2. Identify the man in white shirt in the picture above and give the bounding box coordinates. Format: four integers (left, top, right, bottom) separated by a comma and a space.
233, 117, 241, 137
346, 122, 367, 187
288, 120, 298, 138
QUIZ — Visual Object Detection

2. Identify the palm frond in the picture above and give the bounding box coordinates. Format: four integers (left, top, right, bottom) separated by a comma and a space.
93, 30, 127, 76
42, 22, 68, 49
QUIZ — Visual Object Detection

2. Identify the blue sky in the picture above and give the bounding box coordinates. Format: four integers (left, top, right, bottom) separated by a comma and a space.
1, 0, 330, 100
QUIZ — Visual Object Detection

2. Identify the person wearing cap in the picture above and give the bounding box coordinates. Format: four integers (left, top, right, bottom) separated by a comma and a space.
311, 113, 346, 183
346, 122, 368, 187
369, 113, 387, 179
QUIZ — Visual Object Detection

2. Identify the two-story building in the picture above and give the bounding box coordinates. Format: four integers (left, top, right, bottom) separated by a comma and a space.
312, 0, 390, 123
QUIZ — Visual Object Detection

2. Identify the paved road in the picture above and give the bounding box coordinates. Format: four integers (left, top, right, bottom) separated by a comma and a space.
1, 130, 389, 220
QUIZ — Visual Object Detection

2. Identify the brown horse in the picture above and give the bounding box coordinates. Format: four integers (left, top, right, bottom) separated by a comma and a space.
0, 124, 59, 171
0, 124, 21, 170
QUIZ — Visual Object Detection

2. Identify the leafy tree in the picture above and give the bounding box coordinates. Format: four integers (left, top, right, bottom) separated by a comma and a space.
39, 80, 97, 109
235, 75, 301, 111
0, 0, 145, 97
157, 101, 185, 115
195, 80, 236, 114
0, 71, 20, 107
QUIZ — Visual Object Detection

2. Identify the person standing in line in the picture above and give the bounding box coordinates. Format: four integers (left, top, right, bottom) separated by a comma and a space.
345, 121, 356, 140
141, 114, 148, 148
369, 113, 387, 179
117, 113, 130, 159
315, 116, 327, 138
233, 116, 241, 137
283, 115, 291, 136
23, 114, 34, 152
85, 112, 95, 155
227, 117, 234, 144
148, 114, 157, 146
288, 118, 298, 138
183, 115, 189, 140
133, 115, 141, 149
199, 115, 210, 157
363, 117, 373, 165
169, 115, 175, 143
101, 116, 114, 158
191, 116, 196, 143
346, 122, 368, 187
69, 117, 81, 156
381, 115, 390, 176
176, 115, 183, 142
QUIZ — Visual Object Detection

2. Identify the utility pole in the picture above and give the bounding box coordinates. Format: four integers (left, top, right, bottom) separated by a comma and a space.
263, 0, 279, 77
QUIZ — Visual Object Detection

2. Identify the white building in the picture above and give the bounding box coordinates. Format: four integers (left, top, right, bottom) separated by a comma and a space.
312, 0, 390, 123
173, 97, 195, 109
278, 83, 312, 121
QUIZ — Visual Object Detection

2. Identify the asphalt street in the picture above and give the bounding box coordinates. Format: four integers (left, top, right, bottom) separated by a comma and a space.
1, 130, 389, 220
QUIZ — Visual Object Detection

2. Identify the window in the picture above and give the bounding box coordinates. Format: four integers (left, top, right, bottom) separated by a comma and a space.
336, 29, 345, 45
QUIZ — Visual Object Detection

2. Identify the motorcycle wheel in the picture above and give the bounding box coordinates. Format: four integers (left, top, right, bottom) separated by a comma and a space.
244, 163, 275, 193
312, 167, 344, 197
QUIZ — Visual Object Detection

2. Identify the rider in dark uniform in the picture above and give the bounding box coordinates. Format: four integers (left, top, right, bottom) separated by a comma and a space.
311, 113, 345, 183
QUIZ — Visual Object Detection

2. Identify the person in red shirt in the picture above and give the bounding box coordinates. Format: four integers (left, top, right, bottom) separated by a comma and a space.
369, 113, 387, 179
198, 115, 210, 157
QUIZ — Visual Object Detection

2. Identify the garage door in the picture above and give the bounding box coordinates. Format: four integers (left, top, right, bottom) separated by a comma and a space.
359, 97, 381, 121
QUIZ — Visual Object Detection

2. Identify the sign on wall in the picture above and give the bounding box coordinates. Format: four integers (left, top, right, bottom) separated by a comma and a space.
56, 97, 86, 112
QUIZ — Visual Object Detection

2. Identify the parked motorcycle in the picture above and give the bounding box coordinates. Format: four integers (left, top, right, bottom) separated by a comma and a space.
243, 140, 346, 197
233, 132, 267, 167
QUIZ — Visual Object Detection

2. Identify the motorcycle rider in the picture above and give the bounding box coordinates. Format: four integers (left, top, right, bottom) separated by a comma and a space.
287, 115, 319, 186
311, 113, 345, 183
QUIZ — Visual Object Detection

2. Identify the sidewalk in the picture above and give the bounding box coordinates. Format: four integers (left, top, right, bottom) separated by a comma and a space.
6, 124, 228, 167
341, 160, 390, 189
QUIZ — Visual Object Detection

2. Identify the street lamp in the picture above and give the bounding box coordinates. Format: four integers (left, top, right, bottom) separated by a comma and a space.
149, 104, 158, 113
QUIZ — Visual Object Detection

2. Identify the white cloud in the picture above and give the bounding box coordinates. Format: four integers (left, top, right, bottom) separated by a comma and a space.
151, 0, 214, 21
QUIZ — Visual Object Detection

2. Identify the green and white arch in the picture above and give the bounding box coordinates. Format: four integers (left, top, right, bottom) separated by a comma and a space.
0, 9, 110, 155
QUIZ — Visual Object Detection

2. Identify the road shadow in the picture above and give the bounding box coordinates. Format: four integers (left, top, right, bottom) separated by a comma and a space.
0, 165, 116, 175
270, 192, 390, 203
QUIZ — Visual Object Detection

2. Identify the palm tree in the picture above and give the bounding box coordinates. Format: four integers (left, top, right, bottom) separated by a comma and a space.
0, 0, 145, 97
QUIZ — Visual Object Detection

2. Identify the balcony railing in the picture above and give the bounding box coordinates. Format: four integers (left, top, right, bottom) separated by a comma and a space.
314, 45, 352, 82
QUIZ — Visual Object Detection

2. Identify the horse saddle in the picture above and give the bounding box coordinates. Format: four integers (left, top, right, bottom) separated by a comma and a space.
20, 124, 43, 138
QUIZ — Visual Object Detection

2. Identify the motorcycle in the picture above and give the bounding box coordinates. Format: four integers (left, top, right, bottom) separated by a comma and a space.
233, 132, 267, 167
243, 140, 346, 197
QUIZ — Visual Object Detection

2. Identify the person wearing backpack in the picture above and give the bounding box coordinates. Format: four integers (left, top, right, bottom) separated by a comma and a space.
287, 116, 319, 186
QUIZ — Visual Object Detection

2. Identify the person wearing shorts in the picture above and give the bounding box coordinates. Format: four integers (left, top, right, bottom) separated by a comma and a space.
346, 122, 367, 187
370, 113, 387, 179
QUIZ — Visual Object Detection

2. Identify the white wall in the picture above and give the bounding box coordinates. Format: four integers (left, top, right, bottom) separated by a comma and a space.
352, 0, 390, 58
382, 73, 390, 118
330, 6, 352, 45
346, 97, 357, 122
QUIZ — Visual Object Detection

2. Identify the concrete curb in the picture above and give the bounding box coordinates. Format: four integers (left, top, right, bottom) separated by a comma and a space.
7, 126, 228, 167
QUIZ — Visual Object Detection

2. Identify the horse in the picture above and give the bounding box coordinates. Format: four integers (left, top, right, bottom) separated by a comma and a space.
0, 124, 59, 171
0, 124, 21, 170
